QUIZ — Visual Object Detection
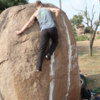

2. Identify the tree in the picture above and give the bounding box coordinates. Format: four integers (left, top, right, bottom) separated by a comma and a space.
72, 0, 100, 56
0, 0, 28, 13
85, 27, 90, 33
70, 14, 83, 32
81, 5, 100, 56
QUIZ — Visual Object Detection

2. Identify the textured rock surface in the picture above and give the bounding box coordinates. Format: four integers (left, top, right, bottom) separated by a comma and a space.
76, 24, 84, 29
96, 31, 100, 34
76, 24, 85, 34
0, 3, 81, 100
76, 28, 85, 34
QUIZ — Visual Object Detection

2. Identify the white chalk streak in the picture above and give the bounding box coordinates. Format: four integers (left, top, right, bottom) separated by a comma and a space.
49, 79, 55, 100
63, 16, 72, 100
50, 53, 55, 76
49, 53, 55, 100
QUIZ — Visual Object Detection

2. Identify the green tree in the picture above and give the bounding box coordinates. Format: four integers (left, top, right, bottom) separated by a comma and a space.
70, 14, 83, 31
0, 0, 28, 13
85, 27, 90, 33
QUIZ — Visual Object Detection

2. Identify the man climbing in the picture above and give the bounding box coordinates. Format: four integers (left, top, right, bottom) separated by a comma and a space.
15, 1, 60, 71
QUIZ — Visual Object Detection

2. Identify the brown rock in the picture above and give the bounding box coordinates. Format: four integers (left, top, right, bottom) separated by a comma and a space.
0, 3, 81, 100
96, 31, 100, 34
76, 24, 85, 34
76, 24, 84, 29
76, 28, 85, 34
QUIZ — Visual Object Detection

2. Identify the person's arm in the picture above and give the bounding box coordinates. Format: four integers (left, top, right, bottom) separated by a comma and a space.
15, 11, 38, 35
46, 7, 60, 22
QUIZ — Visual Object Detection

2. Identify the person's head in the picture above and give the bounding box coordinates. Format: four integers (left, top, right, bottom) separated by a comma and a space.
35, 1, 43, 9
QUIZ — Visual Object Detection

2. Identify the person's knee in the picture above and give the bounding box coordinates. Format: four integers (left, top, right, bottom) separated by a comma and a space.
53, 40, 58, 44
56, 40, 58, 44
54, 41, 58, 47
56, 41, 58, 45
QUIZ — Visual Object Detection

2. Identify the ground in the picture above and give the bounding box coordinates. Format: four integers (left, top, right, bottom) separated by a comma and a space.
77, 39, 100, 92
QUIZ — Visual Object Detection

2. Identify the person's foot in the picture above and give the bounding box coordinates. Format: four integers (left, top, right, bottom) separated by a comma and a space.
36, 69, 41, 72
45, 55, 51, 60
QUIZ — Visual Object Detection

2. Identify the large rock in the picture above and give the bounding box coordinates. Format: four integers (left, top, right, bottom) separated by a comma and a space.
76, 24, 85, 34
96, 31, 100, 34
76, 28, 85, 34
0, 3, 81, 100
76, 24, 84, 29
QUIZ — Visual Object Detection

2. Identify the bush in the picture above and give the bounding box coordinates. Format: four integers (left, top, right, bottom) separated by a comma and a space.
97, 35, 100, 39
75, 35, 89, 41
91, 87, 100, 93
85, 27, 90, 33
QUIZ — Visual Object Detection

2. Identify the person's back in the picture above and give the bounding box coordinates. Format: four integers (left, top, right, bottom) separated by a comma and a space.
15, 1, 60, 71
38, 7, 55, 31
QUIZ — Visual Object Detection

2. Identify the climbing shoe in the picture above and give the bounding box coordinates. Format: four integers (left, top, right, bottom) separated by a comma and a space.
45, 55, 51, 60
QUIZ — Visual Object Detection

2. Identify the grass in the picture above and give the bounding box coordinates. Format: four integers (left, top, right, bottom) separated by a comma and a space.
97, 35, 100, 39
92, 87, 100, 93
78, 50, 100, 68
86, 77, 96, 86
86, 74, 100, 89
75, 35, 89, 41
77, 40, 100, 68
77, 40, 100, 89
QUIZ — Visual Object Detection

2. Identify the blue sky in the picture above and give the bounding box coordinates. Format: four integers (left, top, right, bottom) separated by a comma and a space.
29, 0, 100, 30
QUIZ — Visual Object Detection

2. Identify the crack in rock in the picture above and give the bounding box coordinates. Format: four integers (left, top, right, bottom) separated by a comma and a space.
0, 59, 8, 65
14, 7, 26, 15
0, 8, 12, 33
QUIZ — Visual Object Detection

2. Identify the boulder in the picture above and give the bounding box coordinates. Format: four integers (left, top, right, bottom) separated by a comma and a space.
96, 31, 100, 34
76, 24, 85, 34
76, 24, 84, 29
0, 3, 81, 100
76, 28, 85, 34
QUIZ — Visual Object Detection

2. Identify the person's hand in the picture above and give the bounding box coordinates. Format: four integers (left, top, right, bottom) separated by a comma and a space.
15, 31, 22, 35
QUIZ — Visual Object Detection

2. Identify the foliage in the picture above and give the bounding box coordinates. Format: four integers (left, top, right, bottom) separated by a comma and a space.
92, 87, 100, 93
0, 0, 28, 13
85, 27, 90, 33
97, 35, 100, 39
72, 24, 76, 32
70, 14, 83, 29
75, 35, 89, 41
87, 77, 95, 84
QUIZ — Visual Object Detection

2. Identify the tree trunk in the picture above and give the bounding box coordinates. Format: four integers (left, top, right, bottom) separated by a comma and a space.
89, 38, 93, 56
89, 32, 96, 56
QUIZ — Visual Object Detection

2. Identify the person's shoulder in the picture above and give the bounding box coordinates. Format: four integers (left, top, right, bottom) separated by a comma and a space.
44, 7, 51, 11
45, 7, 50, 9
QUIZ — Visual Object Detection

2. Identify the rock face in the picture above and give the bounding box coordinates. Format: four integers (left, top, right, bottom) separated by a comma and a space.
76, 24, 85, 34
0, 3, 81, 100
96, 31, 100, 34
76, 24, 84, 29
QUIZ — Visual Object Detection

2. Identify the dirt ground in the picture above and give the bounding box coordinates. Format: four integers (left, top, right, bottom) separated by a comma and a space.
77, 39, 100, 89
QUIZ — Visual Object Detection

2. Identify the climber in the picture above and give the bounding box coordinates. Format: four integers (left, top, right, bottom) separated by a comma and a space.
15, 1, 60, 71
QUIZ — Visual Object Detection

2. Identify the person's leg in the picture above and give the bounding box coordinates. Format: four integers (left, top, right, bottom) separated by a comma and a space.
46, 27, 58, 57
36, 29, 49, 71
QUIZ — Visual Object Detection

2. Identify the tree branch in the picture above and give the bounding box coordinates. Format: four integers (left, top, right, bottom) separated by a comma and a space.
91, 5, 95, 21
69, 1, 84, 13
83, 21, 89, 26
94, 20, 100, 33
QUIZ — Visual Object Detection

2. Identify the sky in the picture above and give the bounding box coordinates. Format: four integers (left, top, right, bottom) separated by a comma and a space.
29, 0, 100, 30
